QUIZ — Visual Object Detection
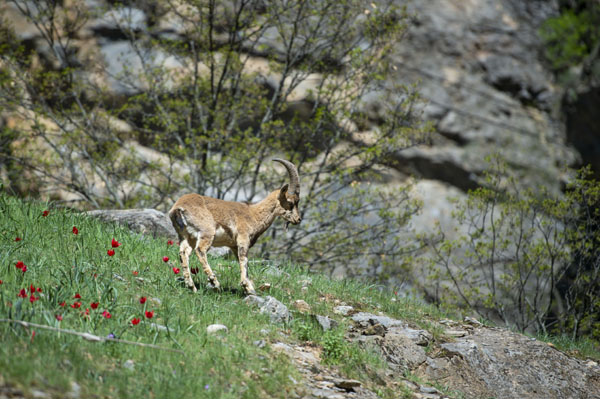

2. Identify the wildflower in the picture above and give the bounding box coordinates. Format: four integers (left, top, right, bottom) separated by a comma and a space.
145, 310, 154, 319
0, 280, 3, 285
72, 226, 79, 235
204, 384, 210, 390
111, 238, 121, 248
83, 308, 90, 316
163, 256, 170, 263
102, 310, 111, 319
15, 261, 25, 270
107, 333, 116, 339
29, 294, 38, 303
91, 302, 99, 309
42, 210, 49, 217
167, 240, 174, 246
132, 270, 139, 276
107, 249, 115, 256
191, 267, 199, 275
73, 293, 81, 299
71, 302, 81, 309
37, 287, 42, 293
172, 267, 180, 274
21, 266, 27, 273
15, 237, 21, 242
60, 301, 66, 307
30, 284, 35, 294
139, 296, 147, 304
18, 288, 27, 298
31, 330, 35, 342
131, 318, 140, 326
55, 314, 63, 321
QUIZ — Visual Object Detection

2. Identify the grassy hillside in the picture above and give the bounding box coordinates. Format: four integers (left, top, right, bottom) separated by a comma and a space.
0, 193, 449, 398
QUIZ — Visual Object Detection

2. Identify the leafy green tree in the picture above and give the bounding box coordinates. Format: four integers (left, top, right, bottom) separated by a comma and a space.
425, 156, 600, 339
0, 0, 428, 278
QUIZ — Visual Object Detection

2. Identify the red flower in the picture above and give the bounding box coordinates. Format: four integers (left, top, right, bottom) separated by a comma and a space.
107, 249, 115, 256
31, 330, 35, 342
18, 288, 27, 298
15, 261, 25, 270
139, 296, 147, 304
191, 267, 199, 275
55, 314, 63, 321
71, 302, 81, 309
111, 238, 121, 248
30, 284, 35, 294
73, 293, 81, 299
91, 302, 99, 309
131, 317, 141, 325
102, 310, 111, 319
42, 210, 49, 217
132, 270, 139, 276
60, 301, 66, 307
167, 240, 174, 246
29, 294, 38, 303
72, 226, 79, 235
145, 310, 154, 319
83, 308, 90, 316
163, 256, 170, 263
15, 237, 21, 242
172, 267, 180, 274
21, 266, 27, 273
37, 287, 42, 293
0, 280, 3, 285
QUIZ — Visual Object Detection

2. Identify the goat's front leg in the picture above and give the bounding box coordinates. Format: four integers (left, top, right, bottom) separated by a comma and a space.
236, 243, 255, 295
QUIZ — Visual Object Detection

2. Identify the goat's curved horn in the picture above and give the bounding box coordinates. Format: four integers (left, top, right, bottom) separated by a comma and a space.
273, 158, 300, 196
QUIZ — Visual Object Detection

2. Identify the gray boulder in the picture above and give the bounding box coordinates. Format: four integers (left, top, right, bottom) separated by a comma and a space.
85, 208, 177, 239
244, 295, 290, 324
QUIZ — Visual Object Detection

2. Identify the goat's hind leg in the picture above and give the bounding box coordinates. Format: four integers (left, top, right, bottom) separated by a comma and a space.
178, 239, 197, 292
194, 235, 221, 290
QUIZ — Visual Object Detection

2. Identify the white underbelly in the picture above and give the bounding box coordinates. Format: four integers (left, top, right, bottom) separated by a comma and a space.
211, 226, 235, 247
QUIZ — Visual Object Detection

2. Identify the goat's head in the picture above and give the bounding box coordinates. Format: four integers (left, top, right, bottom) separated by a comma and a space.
273, 158, 302, 226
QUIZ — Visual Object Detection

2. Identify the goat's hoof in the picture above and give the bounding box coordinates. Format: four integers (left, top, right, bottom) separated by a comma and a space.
242, 283, 256, 296
206, 281, 221, 291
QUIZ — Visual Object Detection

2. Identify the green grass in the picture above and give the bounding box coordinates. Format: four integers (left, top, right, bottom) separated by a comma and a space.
0, 193, 443, 398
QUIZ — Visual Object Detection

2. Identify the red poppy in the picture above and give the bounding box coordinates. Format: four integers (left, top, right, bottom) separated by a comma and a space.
91, 302, 99, 309
60, 301, 66, 307
30, 284, 35, 294
139, 296, 147, 304
37, 287, 42, 293
167, 240, 174, 246
111, 238, 121, 248
29, 294, 38, 303
145, 310, 154, 319
73, 293, 81, 299
83, 308, 90, 316
15, 261, 25, 270
55, 314, 63, 321
102, 310, 111, 319
42, 210, 49, 217
72, 226, 79, 235
18, 288, 27, 298
21, 266, 27, 273
132, 270, 139, 276
93, 273, 98, 279
15, 237, 21, 242
131, 317, 141, 325
191, 267, 199, 275
0, 280, 3, 285
172, 267, 180, 274
71, 302, 81, 309
107, 249, 115, 256
163, 256, 170, 263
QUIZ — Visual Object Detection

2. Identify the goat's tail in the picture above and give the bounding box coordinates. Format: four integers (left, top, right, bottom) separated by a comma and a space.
169, 207, 188, 231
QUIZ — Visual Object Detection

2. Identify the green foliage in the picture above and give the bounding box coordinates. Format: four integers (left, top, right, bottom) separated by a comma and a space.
426, 156, 600, 341
0, 0, 427, 277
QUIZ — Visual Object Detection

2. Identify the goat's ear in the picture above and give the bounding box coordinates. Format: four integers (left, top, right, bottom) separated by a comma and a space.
280, 183, 289, 195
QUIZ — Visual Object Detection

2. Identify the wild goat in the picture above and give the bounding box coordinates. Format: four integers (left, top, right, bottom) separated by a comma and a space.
168, 159, 301, 295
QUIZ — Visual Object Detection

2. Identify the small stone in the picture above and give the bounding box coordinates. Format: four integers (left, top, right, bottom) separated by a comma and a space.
333, 305, 354, 316
31, 389, 51, 399
301, 286, 308, 292
586, 360, 598, 367
333, 378, 362, 391
464, 316, 482, 326
206, 324, 228, 334
420, 385, 440, 394
293, 299, 311, 313
253, 339, 266, 348
150, 297, 162, 305
123, 359, 135, 370
445, 329, 468, 337
259, 283, 271, 291
150, 323, 171, 332
68, 381, 81, 399
259, 328, 269, 335
314, 315, 338, 331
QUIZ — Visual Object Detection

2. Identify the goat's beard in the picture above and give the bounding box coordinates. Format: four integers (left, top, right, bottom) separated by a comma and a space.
285, 221, 290, 232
